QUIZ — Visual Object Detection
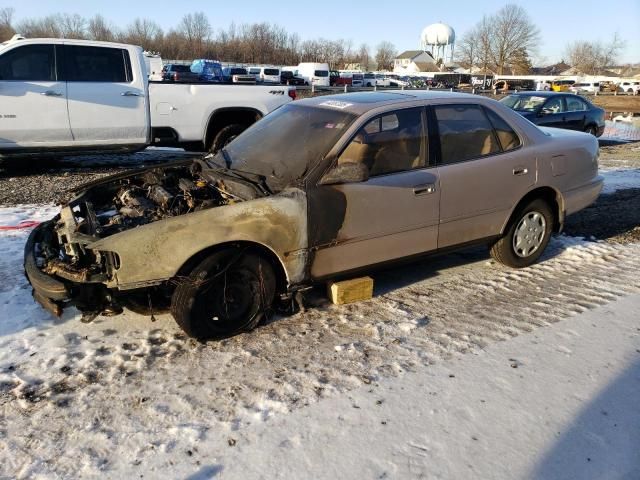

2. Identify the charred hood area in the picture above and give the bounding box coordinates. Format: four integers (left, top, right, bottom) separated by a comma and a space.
34, 160, 269, 289
64, 160, 265, 238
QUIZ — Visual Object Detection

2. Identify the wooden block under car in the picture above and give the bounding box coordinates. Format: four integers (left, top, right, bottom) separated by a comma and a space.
327, 277, 374, 305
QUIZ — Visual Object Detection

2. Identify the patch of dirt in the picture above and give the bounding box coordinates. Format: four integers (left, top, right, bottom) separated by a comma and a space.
563, 188, 640, 243
598, 142, 640, 166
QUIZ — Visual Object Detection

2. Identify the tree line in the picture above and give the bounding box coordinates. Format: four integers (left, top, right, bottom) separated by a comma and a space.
0, 8, 399, 70
1, 6, 626, 75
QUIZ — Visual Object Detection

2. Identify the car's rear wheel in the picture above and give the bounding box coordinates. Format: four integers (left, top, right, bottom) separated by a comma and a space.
170, 250, 276, 339
490, 199, 553, 268
209, 124, 247, 154
584, 125, 597, 136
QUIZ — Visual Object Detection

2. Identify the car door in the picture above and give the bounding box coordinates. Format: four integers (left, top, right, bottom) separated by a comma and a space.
536, 96, 567, 128
563, 96, 589, 131
0, 43, 72, 149
309, 107, 441, 278
433, 104, 535, 248
64, 44, 148, 146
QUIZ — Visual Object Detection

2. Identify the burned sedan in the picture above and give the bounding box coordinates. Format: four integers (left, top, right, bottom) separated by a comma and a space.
25, 91, 603, 339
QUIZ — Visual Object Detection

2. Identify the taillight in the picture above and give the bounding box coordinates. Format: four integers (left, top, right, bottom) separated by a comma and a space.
174, 72, 179, 81
288, 89, 297, 100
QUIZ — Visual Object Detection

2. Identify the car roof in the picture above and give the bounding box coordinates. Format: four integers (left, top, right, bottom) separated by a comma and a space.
295, 90, 480, 115
506, 91, 576, 97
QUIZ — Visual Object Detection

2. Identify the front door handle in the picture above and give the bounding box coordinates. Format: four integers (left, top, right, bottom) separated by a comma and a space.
413, 183, 436, 195
41, 90, 63, 96
121, 91, 142, 97
513, 167, 529, 176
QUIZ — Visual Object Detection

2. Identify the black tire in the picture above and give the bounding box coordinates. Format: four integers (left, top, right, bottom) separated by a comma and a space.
170, 250, 276, 339
584, 125, 597, 136
490, 199, 554, 268
209, 124, 247, 154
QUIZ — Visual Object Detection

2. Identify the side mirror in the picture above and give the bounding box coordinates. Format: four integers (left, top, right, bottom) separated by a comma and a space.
320, 162, 369, 186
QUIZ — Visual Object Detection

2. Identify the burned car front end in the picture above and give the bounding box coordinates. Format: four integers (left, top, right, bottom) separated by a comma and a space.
24, 159, 289, 317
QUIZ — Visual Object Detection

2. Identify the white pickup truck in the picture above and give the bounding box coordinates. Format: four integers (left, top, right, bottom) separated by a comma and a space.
0, 36, 295, 162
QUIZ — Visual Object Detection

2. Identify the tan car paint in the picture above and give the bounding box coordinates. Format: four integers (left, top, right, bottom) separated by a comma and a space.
87, 189, 308, 289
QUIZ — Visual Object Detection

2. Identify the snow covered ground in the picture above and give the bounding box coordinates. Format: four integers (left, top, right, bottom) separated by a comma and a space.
1, 167, 639, 478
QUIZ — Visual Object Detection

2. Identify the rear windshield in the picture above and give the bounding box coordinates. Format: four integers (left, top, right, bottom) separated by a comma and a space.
172, 65, 191, 72
315, 70, 329, 77
281, 71, 293, 78
211, 104, 357, 192
264, 68, 279, 75
352, 74, 363, 80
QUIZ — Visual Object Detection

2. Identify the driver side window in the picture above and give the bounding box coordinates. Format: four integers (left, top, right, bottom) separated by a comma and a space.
337, 107, 425, 177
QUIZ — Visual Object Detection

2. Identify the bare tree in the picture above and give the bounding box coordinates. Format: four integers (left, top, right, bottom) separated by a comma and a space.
0, 7, 14, 40
121, 18, 162, 50
375, 41, 396, 71
455, 27, 480, 70
17, 15, 62, 38
87, 14, 116, 41
59, 13, 86, 39
489, 4, 539, 74
565, 33, 626, 75
178, 12, 210, 58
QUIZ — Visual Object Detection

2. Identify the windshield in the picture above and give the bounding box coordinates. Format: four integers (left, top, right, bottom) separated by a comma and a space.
231, 68, 246, 75
500, 95, 547, 112
209, 104, 357, 192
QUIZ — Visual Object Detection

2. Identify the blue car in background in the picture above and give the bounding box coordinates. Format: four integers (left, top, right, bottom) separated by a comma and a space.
190, 59, 224, 82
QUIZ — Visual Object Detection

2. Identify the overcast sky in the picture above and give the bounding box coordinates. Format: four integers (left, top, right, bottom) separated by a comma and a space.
9, 0, 640, 64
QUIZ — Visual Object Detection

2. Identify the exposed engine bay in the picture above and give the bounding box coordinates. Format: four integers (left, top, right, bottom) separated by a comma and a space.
35, 160, 267, 287
69, 160, 262, 239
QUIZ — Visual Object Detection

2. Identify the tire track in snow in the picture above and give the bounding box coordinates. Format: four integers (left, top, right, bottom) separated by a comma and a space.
2, 235, 640, 478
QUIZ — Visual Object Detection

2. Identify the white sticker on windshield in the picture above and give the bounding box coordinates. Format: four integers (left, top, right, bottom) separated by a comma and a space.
319, 100, 353, 109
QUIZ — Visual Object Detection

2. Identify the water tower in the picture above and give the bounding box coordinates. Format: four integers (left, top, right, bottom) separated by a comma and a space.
420, 22, 455, 65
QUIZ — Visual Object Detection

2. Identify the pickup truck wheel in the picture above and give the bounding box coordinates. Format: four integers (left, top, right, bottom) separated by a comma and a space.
209, 124, 246, 154
170, 250, 276, 339
490, 199, 553, 268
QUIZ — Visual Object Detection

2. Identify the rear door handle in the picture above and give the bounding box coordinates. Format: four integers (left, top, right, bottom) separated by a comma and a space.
413, 183, 436, 195
41, 90, 63, 96
121, 91, 142, 97
513, 167, 529, 176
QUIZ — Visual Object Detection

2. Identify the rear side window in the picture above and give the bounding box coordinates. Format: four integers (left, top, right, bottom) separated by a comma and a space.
65, 45, 131, 82
484, 108, 521, 152
434, 105, 500, 165
566, 97, 588, 112
0, 44, 56, 81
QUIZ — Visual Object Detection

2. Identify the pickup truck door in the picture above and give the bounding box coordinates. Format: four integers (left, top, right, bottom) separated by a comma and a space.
64, 44, 148, 146
0, 43, 72, 149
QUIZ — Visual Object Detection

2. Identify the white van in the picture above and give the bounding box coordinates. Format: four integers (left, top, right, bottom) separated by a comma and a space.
144, 52, 163, 81
569, 82, 600, 94
297, 62, 330, 86
260, 67, 280, 84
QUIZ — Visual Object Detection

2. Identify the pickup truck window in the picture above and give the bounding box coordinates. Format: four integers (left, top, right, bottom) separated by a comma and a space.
64, 45, 131, 83
0, 44, 56, 81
